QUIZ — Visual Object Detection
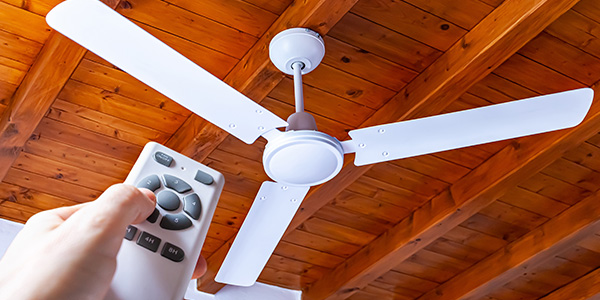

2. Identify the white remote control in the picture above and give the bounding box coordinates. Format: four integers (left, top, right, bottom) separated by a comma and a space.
105, 142, 224, 300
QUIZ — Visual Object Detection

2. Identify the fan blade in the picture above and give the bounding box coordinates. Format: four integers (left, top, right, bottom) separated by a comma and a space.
46, 0, 287, 144
215, 181, 309, 286
343, 88, 594, 166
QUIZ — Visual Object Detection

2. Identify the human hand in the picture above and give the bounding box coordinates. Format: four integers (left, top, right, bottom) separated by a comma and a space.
0, 184, 206, 299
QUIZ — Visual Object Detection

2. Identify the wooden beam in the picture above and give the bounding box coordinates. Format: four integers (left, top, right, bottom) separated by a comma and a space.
417, 191, 600, 300
202, 0, 582, 294
194, 0, 360, 293
0, 0, 121, 182
165, 0, 360, 161
302, 82, 600, 299
540, 267, 600, 300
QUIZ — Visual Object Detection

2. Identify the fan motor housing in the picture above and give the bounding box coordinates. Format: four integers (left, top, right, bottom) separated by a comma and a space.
263, 131, 344, 186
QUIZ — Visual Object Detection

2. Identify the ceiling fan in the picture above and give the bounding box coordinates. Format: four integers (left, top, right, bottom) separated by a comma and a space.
46, 0, 594, 287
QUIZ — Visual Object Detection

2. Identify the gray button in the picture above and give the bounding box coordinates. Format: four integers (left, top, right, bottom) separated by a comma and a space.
124, 225, 137, 241
154, 151, 173, 167
161, 242, 184, 262
146, 208, 159, 223
194, 170, 214, 185
163, 175, 192, 193
157, 190, 180, 211
136, 175, 161, 191
184, 194, 202, 220
160, 213, 192, 230
137, 231, 161, 252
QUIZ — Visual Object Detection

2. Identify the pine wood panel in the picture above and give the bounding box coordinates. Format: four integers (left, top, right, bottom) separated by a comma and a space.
0, 1, 51, 43
321, 36, 417, 92
328, 13, 442, 72
404, 0, 495, 30
351, 0, 467, 51
163, 0, 277, 37
116, 0, 257, 59
1, 0, 63, 16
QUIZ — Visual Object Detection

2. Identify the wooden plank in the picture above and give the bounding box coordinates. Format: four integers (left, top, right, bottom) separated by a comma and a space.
519, 172, 591, 205
331, 190, 410, 224
519, 32, 600, 86
301, 63, 396, 110
282, 229, 362, 258
351, 0, 467, 51
0, 29, 42, 65
33, 118, 142, 162
23, 136, 132, 179
541, 266, 600, 299
168, 0, 359, 164
0, 181, 79, 211
302, 78, 600, 300
418, 191, 600, 300
404, 0, 494, 30
328, 13, 441, 72
0, 1, 51, 43
47, 99, 170, 145
12, 151, 121, 189
4, 168, 101, 203
266, 254, 328, 281
321, 36, 417, 91
1, 0, 63, 16
546, 10, 600, 59
71, 59, 190, 116
116, 0, 257, 59
164, 0, 277, 37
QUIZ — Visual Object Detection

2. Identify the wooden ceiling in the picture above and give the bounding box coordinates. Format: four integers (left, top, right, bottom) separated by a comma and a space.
2, 0, 600, 298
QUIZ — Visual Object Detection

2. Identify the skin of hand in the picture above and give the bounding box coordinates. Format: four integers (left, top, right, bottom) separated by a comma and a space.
0, 184, 206, 300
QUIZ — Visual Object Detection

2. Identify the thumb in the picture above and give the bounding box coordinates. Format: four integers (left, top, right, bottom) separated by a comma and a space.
62, 184, 156, 242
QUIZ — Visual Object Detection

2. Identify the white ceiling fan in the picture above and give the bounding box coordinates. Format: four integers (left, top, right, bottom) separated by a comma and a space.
46, 0, 594, 287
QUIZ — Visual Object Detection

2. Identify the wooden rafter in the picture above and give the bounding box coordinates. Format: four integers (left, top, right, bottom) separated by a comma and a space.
302, 83, 600, 299
0, 0, 121, 182
202, 0, 583, 295
165, 0, 360, 161
418, 189, 600, 300
540, 266, 600, 299
194, 0, 360, 293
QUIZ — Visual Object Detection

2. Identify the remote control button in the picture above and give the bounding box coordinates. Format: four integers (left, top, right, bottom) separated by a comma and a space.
161, 242, 185, 262
163, 175, 192, 193
160, 213, 192, 230
154, 151, 173, 167
137, 231, 161, 252
136, 175, 161, 192
157, 190, 180, 211
146, 208, 159, 223
124, 225, 137, 240
194, 170, 214, 185
184, 194, 202, 220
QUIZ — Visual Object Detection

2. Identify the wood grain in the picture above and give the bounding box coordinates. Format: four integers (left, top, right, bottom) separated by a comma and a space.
302, 80, 600, 300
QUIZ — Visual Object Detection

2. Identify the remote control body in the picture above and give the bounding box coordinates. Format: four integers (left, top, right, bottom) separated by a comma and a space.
105, 142, 224, 300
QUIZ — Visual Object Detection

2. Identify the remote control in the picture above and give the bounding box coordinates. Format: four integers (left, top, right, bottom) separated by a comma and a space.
104, 142, 224, 300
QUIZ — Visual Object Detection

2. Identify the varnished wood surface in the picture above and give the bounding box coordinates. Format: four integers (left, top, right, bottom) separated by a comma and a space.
3, 0, 600, 299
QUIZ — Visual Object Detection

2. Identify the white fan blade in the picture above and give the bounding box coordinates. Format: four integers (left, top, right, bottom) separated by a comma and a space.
343, 88, 594, 166
215, 181, 309, 286
46, 0, 287, 144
